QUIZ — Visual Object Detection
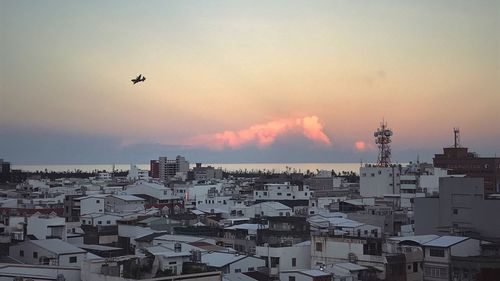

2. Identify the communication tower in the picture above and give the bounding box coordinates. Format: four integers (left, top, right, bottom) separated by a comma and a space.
453, 128, 461, 148
374, 121, 393, 167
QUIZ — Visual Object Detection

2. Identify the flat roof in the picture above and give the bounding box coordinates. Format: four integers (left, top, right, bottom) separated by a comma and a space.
30, 239, 87, 255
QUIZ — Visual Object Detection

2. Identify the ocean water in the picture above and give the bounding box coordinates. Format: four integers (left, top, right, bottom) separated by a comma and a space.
12, 163, 364, 174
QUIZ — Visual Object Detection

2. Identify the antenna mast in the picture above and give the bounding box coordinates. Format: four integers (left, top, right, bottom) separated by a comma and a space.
374, 121, 393, 167
453, 128, 461, 148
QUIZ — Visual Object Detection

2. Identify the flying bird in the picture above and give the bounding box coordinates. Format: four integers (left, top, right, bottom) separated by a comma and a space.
131, 74, 146, 84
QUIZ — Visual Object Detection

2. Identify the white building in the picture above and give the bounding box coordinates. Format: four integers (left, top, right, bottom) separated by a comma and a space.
9, 239, 87, 267
360, 165, 401, 197
254, 183, 312, 202
255, 241, 311, 277
27, 213, 67, 241
245, 201, 293, 218
201, 251, 265, 274
104, 194, 145, 213
79, 194, 108, 215
127, 164, 150, 181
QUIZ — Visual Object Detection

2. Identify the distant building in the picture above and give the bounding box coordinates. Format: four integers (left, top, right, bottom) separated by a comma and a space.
159, 156, 189, 181
127, 164, 150, 181
0, 159, 11, 183
149, 160, 159, 178
191, 163, 223, 181
433, 128, 500, 194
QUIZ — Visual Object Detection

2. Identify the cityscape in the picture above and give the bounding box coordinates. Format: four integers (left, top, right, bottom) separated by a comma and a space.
1, 1, 499, 281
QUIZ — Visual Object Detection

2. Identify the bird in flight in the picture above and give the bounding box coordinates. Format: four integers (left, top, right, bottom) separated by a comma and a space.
131, 74, 146, 84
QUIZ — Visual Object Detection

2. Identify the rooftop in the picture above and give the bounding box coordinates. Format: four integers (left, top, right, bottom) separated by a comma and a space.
423, 236, 470, 248
30, 239, 87, 254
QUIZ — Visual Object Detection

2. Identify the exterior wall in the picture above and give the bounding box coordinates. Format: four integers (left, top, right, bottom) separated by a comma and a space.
9, 242, 85, 267
450, 239, 480, 257
415, 177, 500, 239
254, 183, 311, 201
0, 264, 81, 281
27, 215, 67, 240
80, 196, 107, 215
105, 196, 145, 213
360, 166, 401, 197
228, 256, 265, 274
81, 214, 122, 226
256, 242, 311, 274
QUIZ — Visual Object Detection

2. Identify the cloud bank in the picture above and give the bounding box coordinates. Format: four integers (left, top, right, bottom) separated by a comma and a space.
187, 115, 332, 150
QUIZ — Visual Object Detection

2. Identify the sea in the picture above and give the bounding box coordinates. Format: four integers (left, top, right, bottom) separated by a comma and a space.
12, 163, 364, 174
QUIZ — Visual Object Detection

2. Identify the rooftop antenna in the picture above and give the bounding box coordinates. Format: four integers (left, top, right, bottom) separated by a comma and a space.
374, 120, 393, 167
453, 128, 461, 148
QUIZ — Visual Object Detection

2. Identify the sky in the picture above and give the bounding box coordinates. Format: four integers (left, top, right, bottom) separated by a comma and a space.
1, 0, 499, 164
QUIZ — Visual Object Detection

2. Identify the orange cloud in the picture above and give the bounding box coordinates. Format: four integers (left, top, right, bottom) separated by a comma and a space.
187, 115, 331, 149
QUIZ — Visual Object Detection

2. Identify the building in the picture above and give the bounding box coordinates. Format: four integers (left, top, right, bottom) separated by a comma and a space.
127, 164, 150, 181
159, 155, 189, 181
0, 159, 11, 183
9, 239, 87, 267
27, 213, 67, 241
104, 194, 146, 213
433, 129, 500, 195
191, 163, 223, 181
201, 251, 266, 274
414, 177, 500, 240
150, 159, 159, 178
255, 240, 311, 278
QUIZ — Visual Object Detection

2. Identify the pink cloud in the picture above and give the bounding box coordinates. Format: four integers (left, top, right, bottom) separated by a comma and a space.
354, 141, 366, 151
187, 115, 332, 149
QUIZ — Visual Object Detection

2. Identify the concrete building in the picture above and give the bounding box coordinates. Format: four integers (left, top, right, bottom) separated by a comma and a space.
9, 239, 87, 267
255, 241, 311, 278
159, 155, 189, 181
414, 177, 500, 240
360, 165, 401, 197
201, 251, 266, 274
433, 131, 500, 195
0, 159, 11, 183
127, 164, 150, 181
104, 194, 146, 213
79, 194, 108, 216
191, 163, 223, 181
27, 213, 67, 241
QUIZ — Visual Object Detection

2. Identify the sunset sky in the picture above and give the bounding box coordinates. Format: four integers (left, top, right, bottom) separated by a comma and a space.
1, 1, 499, 164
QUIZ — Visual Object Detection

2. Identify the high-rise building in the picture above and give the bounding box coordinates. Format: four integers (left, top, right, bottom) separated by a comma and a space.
158, 156, 189, 181
0, 159, 11, 183
149, 160, 159, 178
433, 129, 500, 195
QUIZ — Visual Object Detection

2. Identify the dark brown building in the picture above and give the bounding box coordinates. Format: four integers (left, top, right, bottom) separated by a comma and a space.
433, 146, 500, 195
149, 160, 159, 178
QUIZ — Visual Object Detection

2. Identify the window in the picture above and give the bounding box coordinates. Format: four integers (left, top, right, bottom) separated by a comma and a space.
270, 257, 280, 268
19, 250, 24, 257
413, 262, 418, 273
277, 193, 282, 196
289, 277, 296, 281
453, 209, 458, 215
98, 221, 102, 225
315, 242, 322, 252
429, 248, 445, 257
248, 267, 254, 272
292, 258, 296, 267
107, 220, 111, 224
287, 193, 291, 196
169, 261, 176, 265
82, 219, 86, 224
69, 256, 77, 263
235, 268, 241, 273
279, 212, 283, 216
33, 251, 38, 259
263, 192, 267, 196
96, 200, 100, 203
